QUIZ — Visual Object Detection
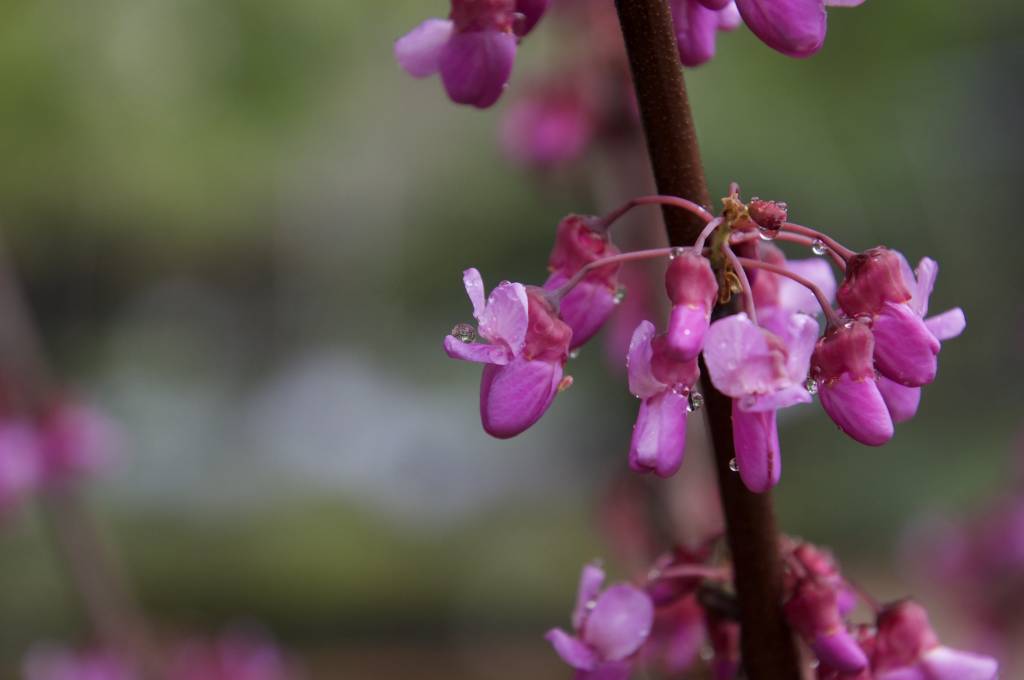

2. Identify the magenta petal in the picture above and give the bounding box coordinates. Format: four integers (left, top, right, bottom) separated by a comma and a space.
877, 376, 921, 424
672, 0, 721, 67
718, 3, 742, 30
583, 584, 655, 661
925, 308, 966, 342
921, 646, 999, 680
666, 304, 710, 361
630, 390, 688, 478
778, 258, 837, 316
545, 274, 616, 349
479, 280, 529, 355
876, 667, 929, 680
627, 321, 665, 399
573, 563, 606, 630
439, 31, 517, 109
0, 423, 40, 508
463, 268, 487, 319
395, 19, 454, 78
824, 0, 865, 5
819, 374, 894, 446
735, 0, 827, 57
480, 357, 561, 438
444, 335, 512, 365
732, 403, 781, 492
515, 0, 550, 35
810, 630, 868, 673
545, 629, 598, 671
696, 0, 732, 9
704, 314, 787, 399
872, 302, 940, 387
912, 257, 938, 316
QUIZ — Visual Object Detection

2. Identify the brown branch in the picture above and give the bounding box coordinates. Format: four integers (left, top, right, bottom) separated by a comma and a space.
613, 1, 802, 677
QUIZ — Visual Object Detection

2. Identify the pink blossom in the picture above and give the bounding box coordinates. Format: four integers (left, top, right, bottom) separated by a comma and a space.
664, 250, 718, 361
38, 402, 120, 483
445, 268, 570, 438
735, 0, 864, 59
784, 579, 868, 672
0, 421, 41, 513
639, 594, 705, 675
170, 631, 291, 680
546, 562, 654, 680
500, 86, 594, 168
626, 321, 699, 478
670, 1, 741, 67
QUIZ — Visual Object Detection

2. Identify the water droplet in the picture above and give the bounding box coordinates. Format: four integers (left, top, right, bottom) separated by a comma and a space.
669, 247, 685, 260
728, 458, 739, 472
451, 323, 476, 343
758, 225, 780, 241
687, 391, 704, 412
569, 348, 580, 360
805, 377, 818, 395
586, 599, 597, 611
613, 286, 627, 305
811, 238, 827, 256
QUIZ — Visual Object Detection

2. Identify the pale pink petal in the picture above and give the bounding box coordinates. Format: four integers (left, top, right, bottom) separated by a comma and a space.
479, 281, 530, 355
463, 268, 487, 319
480, 357, 561, 438
718, 2, 742, 30
704, 314, 787, 398
872, 302, 940, 387
732, 404, 780, 492
672, 0, 722, 67
439, 31, 517, 109
583, 584, 655, 661
777, 258, 837, 316
629, 390, 688, 478
810, 630, 869, 673
627, 321, 665, 399
666, 304, 710, 361
921, 646, 998, 680
544, 274, 615, 350
925, 308, 966, 341
877, 376, 921, 423
763, 311, 819, 384
573, 563, 606, 630
443, 335, 511, 365
735, 0, 827, 57
819, 374, 894, 446
741, 384, 811, 412
395, 19, 454, 78
876, 668, 928, 680
912, 257, 938, 317
545, 629, 598, 671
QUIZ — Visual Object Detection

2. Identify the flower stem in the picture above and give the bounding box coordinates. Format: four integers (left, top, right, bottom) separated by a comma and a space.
593, 194, 714, 232
736, 256, 843, 328
548, 247, 675, 302
614, 2, 802, 678
781, 222, 856, 260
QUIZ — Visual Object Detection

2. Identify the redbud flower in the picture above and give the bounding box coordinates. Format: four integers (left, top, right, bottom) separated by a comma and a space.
626, 321, 700, 478
703, 312, 818, 491
546, 562, 655, 680
545, 215, 622, 349
752, 244, 837, 320
670, 0, 742, 67
444, 268, 571, 438
664, 250, 718, 361
500, 87, 594, 168
0, 421, 41, 513
396, 0, 546, 109
872, 600, 998, 680
735, 0, 865, 59
812, 320, 894, 446
784, 579, 868, 673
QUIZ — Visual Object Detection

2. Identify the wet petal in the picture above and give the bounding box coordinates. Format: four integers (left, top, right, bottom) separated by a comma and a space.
777, 258, 837, 316
545, 274, 616, 350
766, 311, 819, 384
877, 376, 921, 424
479, 281, 530, 355
912, 257, 938, 317
627, 321, 665, 399
819, 374, 894, 446
480, 358, 561, 438
735, 0, 827, 57
583, 584, 654, 661
439, 30, 517, 109
463, 268, 487, 319
573, 563, 606, 630
925, 308, 966, 341
810, 630, 869, 673
732, 404, 781, 492
443, 335, 512, 365
666, 304, 710, 361
545, 629, 598, 671
395, 19, 454, 78
704, 314, 787, 399
872, 302, 940, 387
672, 0, 721, 67
921, 646, 998, 680
630, 390, 688, 478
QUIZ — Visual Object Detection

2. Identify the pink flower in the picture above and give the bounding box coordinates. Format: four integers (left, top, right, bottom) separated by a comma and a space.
664, 250, 718, 361
784, 579, 868, 673
38, 402, 120, 483
170, 631, 291, 680
735, 0, 864, 59
751, 244, 837, 320
395, 0, 548, 108
445, 268, 571, 438
626, 321, 700, 478
0, 421, 41, 513
812, 320, 894, 446
703, 312, 818, 491
872, 601, 998, 680
639, 594, 705, 675
23, 646, 134, 680
544, 215, 622, 349
546, 562, 655, 680
500, 85, 594, 168
670, 0, 742, 67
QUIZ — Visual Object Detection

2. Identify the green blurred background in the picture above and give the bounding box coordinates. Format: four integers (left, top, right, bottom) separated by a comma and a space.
0, 0, 1022, 677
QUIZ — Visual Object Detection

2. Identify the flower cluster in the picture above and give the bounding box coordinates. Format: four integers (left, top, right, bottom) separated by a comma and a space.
443, 186, 964, 492
547, 539, 998, 679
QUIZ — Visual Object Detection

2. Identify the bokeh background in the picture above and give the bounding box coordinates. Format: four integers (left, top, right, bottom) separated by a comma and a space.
0, 0, 1022, 677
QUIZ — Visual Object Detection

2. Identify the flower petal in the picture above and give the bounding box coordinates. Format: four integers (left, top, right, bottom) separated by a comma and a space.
876, 667, 929, 680
439, 30, 517, 109
761, 310, 819, 384
463, 268, 487, 320
819, 374, 894, 446
573, 563, 606, 630
515, 0, 550, 35
480, 358, 561, 438
877, 376, 921, 424
810, 630, 869, 673
777, 258, 837, 316
912, 257, 938, 317
479, 280, 530, 355
545, 629, 598, 671
630, 390, 688, 478
872, 302, 940, 387
583, 584, 655, 661
696, 0, 732, 9
921, 646, 999, 680
925, 308, 966, 342
732, 403, 781, 492
672, 0, 722, 67
627, 321, 665, 399
718, 2, 742, 30
443, 335, 511, 365
824, 0, 865, 5
735, 0, 827, 57
545, 274, 616, 350
666, 304, 710, 361
395, 19, 454, 78
741, 384, 811, 412
704, 313, 787, 399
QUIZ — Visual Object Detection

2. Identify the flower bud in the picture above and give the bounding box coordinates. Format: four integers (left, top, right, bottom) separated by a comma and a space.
748, 198, 788, 231
837, 247, 912, 317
